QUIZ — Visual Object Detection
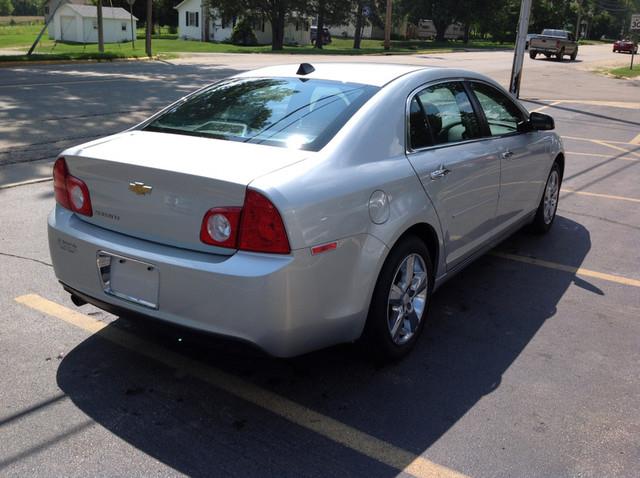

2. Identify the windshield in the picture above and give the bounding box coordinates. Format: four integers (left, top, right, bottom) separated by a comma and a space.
143, 77, 378, 151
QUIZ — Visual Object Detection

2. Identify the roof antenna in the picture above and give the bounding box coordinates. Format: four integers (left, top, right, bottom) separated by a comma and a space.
296, 63, 315, 75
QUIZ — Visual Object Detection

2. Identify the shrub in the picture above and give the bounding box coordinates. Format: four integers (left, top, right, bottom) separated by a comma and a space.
230, 18, 257, 46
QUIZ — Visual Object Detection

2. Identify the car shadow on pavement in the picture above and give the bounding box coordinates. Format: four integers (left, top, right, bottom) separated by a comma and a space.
55, 215, 591, 476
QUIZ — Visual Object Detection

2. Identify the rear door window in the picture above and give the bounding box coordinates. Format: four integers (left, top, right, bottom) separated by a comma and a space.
414, 82, 482, 145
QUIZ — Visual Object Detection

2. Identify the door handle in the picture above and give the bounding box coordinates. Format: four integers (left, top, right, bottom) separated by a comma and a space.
501, 150, 514, 160
430, 167, 451, 180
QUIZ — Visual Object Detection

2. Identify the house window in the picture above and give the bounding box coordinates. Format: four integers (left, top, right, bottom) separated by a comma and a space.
121, 23, 127, 31
92, 20, 97, 30
186, 11, 199, 27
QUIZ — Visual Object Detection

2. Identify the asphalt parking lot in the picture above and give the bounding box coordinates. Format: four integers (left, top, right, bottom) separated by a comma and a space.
1, 48, 639, 477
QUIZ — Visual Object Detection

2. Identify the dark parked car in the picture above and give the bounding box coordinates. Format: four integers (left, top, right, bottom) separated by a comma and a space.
613, 39, 638, 54
310, 26, 332, 44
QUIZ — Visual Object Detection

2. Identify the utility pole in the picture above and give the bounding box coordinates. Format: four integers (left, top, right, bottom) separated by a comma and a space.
575, 0, 583, 39
145, 0, 152, 57
384, 0, 392, 50
509, 0, 532, 98
97, 0, 104, 53
127, 0, 135, 48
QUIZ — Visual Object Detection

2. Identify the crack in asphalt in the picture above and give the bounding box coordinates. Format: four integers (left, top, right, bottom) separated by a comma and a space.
0, 252, 53, 267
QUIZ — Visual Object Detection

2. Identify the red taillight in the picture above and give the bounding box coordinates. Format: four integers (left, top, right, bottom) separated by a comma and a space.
53, 157, 71, 210
238, 190, 290, 254
52, 157, 93, 216
199, 189, 290, 254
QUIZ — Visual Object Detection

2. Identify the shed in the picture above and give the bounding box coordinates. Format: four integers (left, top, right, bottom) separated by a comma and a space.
48, 4, 137, 44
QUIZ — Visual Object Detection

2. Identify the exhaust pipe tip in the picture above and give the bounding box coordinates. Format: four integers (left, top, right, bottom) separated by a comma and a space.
70, 294, 87, 307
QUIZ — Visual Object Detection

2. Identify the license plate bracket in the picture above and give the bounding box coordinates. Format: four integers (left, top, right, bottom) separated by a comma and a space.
97, 251, 159, 309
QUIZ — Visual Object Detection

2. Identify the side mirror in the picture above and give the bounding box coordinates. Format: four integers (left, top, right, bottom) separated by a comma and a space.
529, 111, 555, 131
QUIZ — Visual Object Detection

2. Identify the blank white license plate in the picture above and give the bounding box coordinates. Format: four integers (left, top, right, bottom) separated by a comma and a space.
97, 252, 159, 309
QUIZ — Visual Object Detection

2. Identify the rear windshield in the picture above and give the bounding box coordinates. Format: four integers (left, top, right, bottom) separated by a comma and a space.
542, 29, 567, 38
143, 77, 378, 151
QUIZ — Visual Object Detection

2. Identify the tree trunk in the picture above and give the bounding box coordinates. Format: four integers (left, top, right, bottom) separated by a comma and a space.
315, 0, 324, 50
463, 23, 470, 44
145, 0, 152, 56
315, 2, 324, 49
203, 3, 210, 42
270, 6, 285, 51
434, 19, 447, 42
353, 1, 363, 49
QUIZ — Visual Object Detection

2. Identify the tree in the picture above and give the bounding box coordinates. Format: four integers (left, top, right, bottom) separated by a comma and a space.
219, 0, 307, 50
0, 0, 14, 15
309, 0, 351, 48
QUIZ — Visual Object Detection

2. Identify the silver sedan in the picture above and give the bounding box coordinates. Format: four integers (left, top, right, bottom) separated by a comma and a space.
48, 63, 563, 359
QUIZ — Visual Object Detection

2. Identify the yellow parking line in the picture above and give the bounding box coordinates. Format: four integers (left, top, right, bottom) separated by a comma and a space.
14, 294, 467, 478
630, 132, 640, 145
566, 151, 638, 162
590, 140, 640, 159
530, 101, 562, 113
561, 188, 640, 203
492, 253, 640, 288
562, 136, 639, 147
528, 99, 640, 109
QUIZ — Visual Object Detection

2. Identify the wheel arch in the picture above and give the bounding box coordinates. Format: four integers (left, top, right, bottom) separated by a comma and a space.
388, 222, 441, 276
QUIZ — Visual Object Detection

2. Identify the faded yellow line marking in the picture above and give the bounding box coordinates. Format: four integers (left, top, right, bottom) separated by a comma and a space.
630, 132, 640, 145
566, 151, 637, 162
527, 99, 640, 109
14, 294, 467, 478
561, 189, 640, 204
530, 100, 562, 113
562, 136, 639, 147
590, 140, 640, 159
491, 253, 640, 288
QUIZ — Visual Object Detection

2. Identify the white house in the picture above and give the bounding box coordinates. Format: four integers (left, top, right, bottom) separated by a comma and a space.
175, 0, 310, 45
47, 4, 137, 44
327, 22, 373, 40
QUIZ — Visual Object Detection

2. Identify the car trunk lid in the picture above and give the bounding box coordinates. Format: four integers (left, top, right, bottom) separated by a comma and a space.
63, 131, 309, 255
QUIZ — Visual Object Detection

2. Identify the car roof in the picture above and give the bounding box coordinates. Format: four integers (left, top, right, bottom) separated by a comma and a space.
233, 63, 428, 87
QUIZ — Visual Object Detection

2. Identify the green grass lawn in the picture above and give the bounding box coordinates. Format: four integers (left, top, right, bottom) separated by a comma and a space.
0, 22, 514, 62
608, 65, 640, 78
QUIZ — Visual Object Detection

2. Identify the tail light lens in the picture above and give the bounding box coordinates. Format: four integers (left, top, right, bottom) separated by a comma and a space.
199, 189, 290, 254
238, 190, 290, 254
53, 157, 93, 216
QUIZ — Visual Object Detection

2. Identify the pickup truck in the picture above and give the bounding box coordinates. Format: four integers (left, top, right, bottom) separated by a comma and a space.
529, 29, 578, 61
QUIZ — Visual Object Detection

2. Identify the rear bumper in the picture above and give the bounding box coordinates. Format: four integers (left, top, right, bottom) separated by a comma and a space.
530, 47, 560, 54
48, 207, 388, 357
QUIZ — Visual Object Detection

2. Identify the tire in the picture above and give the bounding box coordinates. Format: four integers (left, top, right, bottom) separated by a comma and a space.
530, 162, 562, 234
362, 235, 434, 361
555, 48, 565, 61
570, 49, 577, 61
529, 50, 537, 59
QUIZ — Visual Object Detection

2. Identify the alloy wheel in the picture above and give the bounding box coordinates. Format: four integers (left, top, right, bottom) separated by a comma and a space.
387, 253, 428, 345
543, 170, 560, 224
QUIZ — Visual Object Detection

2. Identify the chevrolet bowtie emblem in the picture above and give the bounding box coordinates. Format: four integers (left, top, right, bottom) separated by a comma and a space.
128, 182, 153, 195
